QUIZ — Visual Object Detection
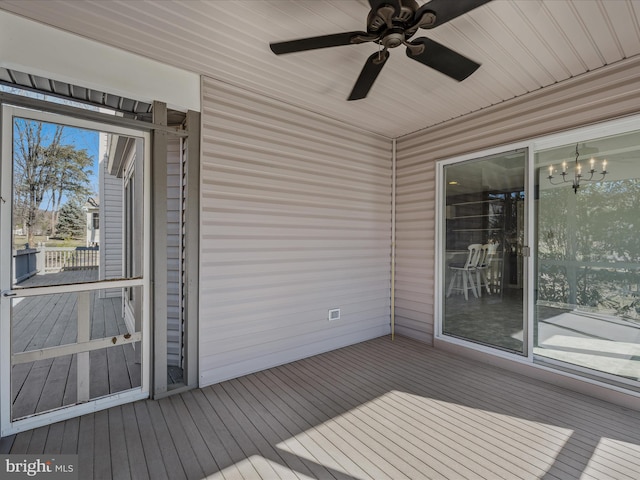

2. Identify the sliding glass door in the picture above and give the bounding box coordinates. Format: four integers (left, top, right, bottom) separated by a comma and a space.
441, 150, 527, 354
534, 129, 640, 384
439, 118, 640, 389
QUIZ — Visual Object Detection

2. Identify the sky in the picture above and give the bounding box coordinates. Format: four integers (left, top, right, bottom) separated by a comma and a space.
2, 84, 101, 208
13, 118, 100, 210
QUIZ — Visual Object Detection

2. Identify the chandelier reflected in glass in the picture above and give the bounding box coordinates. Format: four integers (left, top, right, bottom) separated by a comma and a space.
547, 143, 608, 194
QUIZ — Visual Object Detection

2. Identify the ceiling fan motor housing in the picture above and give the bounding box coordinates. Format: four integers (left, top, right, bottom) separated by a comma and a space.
382, 27, 406, 49
367, 0, 419, 33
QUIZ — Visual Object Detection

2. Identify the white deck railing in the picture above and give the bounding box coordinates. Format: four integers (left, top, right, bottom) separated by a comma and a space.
38, 245, 100, 273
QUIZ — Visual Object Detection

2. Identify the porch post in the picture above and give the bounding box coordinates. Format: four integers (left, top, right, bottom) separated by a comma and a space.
36, 243, 45, 275
152, 101, 168, 396
183, 109, 200, 389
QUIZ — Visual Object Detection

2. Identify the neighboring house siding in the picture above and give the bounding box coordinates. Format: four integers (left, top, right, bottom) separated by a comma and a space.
394, 56, 640, 344
99, 137, 123, 295
167, 137, 182, 367
200, 77, 392, 386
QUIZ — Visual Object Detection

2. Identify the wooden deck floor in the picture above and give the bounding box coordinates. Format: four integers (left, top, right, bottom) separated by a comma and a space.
11, 270, 140, 420
4, 335, 640, 479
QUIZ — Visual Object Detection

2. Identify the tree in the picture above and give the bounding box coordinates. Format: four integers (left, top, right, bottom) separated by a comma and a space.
47, 145, 94, 236
55, 200, 85, 241
13, 118, 93, 244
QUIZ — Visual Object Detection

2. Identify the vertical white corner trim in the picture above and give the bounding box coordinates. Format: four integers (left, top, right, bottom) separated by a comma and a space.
391, 138, 397, 340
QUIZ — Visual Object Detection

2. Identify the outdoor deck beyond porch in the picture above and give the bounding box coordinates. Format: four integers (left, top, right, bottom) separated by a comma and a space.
2, 335, 640, 479
10, 270, 141, 420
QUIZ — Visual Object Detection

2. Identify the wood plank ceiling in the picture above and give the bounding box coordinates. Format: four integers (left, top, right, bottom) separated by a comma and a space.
0, 0, 639, 138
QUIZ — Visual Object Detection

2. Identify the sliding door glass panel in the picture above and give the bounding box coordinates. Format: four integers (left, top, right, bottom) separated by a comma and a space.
534, 130, 640, 384
442, 150, 526, 354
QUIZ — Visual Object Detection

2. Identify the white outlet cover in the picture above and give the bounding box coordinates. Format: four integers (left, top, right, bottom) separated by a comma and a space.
328, 308, 340, 321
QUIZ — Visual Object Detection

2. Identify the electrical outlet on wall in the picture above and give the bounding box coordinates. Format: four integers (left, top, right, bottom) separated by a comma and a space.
328, 308, 340, 321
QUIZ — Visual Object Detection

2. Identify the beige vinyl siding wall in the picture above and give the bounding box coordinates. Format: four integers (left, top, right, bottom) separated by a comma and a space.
394, 56, 640, 343
166, 137, 182, 367
200, 78, 392, 386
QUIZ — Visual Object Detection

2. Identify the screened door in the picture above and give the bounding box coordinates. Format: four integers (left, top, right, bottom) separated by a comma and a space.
0, 106, 150, 435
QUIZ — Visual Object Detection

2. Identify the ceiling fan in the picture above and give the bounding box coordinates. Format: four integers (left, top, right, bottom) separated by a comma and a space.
270, 0, 492, 100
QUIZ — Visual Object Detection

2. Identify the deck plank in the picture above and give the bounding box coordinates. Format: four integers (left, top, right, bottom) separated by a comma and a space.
228, 376, 343, 480
251, 368, 371, 479
5, 336, 640, 480
120, 403, 150, 480
156, 397, 207, 480
202, 384, 293, 480
23, 292, 75, 355
145, 400, 187, 480
133, 401, 170, 480
62, 354, 78, 407
26, 425, 49, 454
93, 410, 112, 480
0, 435, 14, 454
277, 363, 425, 479
213, 382, 312, 479
107, 407, 132, 480
180, 389, 246, 480
60, 416, 79, 454
258, 367, 391, 479
89, 349, 109, 398
9, 429, 32, 454
40, 292, 77, 350
12, 362, 52, 419
77, 414, 95, 480
44, 422, 64, 453
238, 373, 358, 480
166, 394, 220, 477
35, 354, 73, 413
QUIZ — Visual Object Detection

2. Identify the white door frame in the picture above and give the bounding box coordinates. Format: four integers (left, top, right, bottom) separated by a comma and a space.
434, 140, 532, 360
0, 105, 151, 436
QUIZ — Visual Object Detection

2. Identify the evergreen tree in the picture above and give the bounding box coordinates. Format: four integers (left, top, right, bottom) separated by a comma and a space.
13, 119, 93, 244
55, 200, 85, 240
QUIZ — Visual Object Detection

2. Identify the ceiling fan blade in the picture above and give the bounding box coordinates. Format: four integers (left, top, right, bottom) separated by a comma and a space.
406, 37, 480, 81
348, 50, 390, 101
270, 31, 371, 55
415, 0, 492, 29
